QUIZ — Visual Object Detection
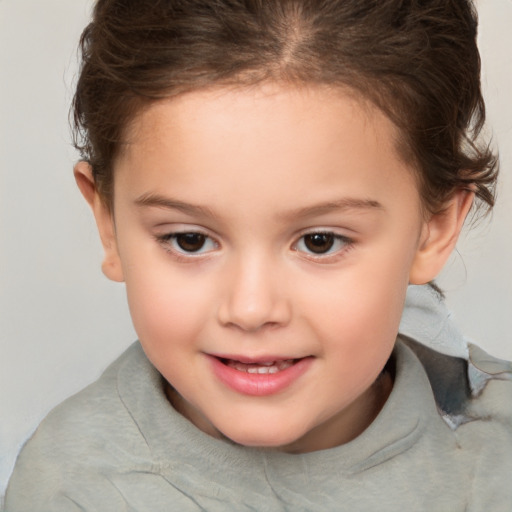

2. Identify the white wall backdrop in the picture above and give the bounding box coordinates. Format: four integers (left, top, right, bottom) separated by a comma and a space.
1, 0, 511, 500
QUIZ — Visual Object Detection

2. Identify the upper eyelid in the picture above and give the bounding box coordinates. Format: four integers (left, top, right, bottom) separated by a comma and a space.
293, 228, 354, 243
155, 225, 217, 239
296, 226, 354, 235
294, 232, 353, 246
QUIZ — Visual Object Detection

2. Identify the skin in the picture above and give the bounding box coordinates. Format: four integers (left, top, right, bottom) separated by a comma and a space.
76, 83, 472, 453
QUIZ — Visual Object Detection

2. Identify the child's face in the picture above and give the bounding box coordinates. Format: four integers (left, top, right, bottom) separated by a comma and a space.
84, 84, 446, 452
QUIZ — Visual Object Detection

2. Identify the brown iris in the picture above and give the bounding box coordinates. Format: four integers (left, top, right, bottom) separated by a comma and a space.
303, 233, 335, 254
176, 233, 207, 252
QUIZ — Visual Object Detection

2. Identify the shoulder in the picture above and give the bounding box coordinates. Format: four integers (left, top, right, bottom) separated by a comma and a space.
400, 285, 512, 426
460, 345, 512, 509
467, 342, 512, 402
400, 337, 512, 507
4, 343, 158, 511
402, 336, 512, 426
23, 342, 153, 461
464, 342, 512, 430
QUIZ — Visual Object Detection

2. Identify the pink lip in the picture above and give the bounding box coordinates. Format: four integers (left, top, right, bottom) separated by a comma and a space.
207, 355, 313, 396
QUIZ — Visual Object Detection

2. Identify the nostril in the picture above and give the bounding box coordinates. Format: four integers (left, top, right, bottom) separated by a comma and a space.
223, 320, 282, 333
216, 272, 292, 331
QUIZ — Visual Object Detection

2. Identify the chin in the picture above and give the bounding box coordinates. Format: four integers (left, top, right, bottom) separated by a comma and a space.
222, 424, 305, 451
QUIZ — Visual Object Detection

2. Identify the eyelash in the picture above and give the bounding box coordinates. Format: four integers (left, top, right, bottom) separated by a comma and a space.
155, 230, 354, 263
155, 231, 219, 261
292, 231, 354, 262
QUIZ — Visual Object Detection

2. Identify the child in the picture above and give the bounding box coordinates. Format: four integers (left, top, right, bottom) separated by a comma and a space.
5, 0, 512, 510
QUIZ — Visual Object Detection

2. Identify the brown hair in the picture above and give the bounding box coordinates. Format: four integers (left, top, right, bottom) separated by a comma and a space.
73, 0, 498, 215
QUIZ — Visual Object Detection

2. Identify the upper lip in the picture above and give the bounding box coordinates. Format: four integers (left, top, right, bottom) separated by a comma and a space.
206, 353, 306, 364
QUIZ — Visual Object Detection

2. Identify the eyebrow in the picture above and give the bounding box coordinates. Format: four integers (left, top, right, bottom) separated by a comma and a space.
135, 193, 383, 219
279, 198, 384, 220
135, 193, 216, 218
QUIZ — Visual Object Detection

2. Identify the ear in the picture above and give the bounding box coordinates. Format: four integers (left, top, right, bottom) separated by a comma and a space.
74, 162, 124, 282
409, 189, 474, 284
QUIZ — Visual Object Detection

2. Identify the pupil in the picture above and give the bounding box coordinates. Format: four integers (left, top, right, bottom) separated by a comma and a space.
176, 233, 206, 252
304, 233, 334, 254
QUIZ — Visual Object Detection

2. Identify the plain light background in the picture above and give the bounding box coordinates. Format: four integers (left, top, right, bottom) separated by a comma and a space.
0, 0, 511, 500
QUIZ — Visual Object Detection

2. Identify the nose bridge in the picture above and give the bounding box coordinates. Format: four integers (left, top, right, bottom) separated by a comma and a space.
218, 249, 290, 331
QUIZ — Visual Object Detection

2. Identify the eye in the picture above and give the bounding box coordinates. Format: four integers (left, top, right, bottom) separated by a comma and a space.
158, 231, 217, 255
294, 232, 352, 256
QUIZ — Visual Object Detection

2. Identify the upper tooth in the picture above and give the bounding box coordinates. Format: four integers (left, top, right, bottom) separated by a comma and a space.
247, 365, 279, 374
277, 360, 294, 370
226, 358, 297, 374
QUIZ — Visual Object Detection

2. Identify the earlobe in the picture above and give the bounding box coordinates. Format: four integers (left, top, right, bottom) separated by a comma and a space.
409, 189, 474, 284
74, 162, 125, 283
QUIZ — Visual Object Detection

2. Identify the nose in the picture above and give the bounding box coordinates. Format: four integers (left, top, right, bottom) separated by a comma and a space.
217, 254, 291, 332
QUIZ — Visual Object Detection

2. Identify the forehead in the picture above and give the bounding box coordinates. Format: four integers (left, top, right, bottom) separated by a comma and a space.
115, 83, 420, 218
128, 83, 392, 147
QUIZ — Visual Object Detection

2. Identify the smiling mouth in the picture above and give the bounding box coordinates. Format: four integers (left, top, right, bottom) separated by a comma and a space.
210, 355, 313, 396
219, 358, 299, 374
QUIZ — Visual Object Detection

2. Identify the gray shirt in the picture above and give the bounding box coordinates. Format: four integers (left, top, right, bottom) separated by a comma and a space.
5, 332, 512, 511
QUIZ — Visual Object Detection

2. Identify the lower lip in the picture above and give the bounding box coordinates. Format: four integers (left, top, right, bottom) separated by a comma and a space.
208, 356, 313, 396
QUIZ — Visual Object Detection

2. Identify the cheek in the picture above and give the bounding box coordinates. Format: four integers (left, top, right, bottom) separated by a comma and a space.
299, 243, 414, 359
313, 286, 402, 355
122, 261, 211, 356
